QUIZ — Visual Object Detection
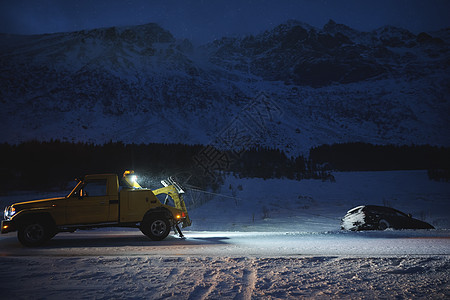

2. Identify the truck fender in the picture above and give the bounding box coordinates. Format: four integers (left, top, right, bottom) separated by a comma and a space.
13, 210, 56, 229
143, 207, 173, 221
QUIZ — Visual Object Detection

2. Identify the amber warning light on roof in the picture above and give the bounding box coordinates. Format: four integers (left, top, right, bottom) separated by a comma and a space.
123, 170, 142, 188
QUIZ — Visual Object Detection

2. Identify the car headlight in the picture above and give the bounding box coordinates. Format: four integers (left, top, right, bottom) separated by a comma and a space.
4, 206, 15, 220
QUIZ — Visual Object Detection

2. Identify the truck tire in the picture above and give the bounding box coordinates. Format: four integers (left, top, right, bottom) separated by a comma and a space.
17, 218, 55, 247
140, 215, 170, 241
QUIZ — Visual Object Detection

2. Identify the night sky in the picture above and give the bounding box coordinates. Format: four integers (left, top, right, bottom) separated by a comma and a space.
1, 0, 449, 44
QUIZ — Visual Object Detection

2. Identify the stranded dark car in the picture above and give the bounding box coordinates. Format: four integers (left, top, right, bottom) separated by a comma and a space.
341, 205, 434, 231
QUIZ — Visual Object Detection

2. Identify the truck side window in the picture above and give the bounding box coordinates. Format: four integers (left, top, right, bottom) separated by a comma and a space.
81, 179, 107, 197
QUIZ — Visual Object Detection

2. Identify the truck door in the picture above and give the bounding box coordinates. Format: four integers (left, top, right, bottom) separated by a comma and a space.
65, 179, 110, 224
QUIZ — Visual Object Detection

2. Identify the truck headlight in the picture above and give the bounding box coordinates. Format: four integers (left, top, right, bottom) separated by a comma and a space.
4, 206, 15, 219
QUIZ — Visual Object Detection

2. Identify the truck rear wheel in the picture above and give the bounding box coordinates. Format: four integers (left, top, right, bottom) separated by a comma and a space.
140, 215, 170, 241
18, 218, 55, 247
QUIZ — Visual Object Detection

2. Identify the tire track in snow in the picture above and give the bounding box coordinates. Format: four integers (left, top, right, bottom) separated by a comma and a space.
241, 265, 257, 300
188, 268, 219, 300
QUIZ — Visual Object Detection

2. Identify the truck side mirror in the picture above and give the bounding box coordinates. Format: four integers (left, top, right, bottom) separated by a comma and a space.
73, 188, 85, 198
79, 189, 89, 198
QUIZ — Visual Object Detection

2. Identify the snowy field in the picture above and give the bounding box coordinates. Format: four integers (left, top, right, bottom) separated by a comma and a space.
0, 170, 449, 299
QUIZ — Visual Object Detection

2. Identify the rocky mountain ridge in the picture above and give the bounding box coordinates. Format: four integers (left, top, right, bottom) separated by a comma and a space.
0, 20, 449, 155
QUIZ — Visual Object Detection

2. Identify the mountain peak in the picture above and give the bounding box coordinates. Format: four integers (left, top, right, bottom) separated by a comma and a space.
81, 23, 175, 44
273, 19, 315, 33
323, 19, 358, 36
373, 25, 415, 39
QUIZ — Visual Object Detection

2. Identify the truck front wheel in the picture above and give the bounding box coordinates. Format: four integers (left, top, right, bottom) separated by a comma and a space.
18, 218, 54, 247
140, 215, 170, 241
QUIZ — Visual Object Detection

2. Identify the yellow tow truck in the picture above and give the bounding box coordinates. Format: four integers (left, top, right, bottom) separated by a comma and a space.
1, 171, 191, 247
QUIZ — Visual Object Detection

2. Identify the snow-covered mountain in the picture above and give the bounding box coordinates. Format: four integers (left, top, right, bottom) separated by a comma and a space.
1, 20, 449, 155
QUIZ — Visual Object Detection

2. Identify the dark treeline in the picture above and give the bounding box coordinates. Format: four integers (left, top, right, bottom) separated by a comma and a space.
0, 141, 448, 192
0, 141, 323, 192
0, 141, 205, 192
310, 142, 450, 172
231, 147, 329, 181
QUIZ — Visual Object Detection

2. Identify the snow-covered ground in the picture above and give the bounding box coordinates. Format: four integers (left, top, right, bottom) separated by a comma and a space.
0, 171, 449, 299
189, 170, 450, 231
